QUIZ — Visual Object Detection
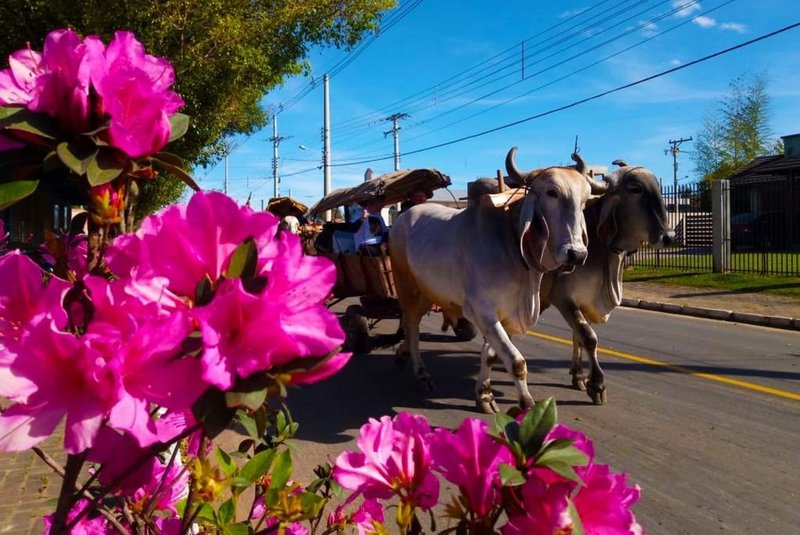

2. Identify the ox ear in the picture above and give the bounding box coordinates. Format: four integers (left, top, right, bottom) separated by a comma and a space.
519, 194, 549, 270
597, 195, 620, 244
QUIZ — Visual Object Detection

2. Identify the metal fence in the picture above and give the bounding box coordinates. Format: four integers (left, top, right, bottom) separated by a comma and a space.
626, 177, 800, 276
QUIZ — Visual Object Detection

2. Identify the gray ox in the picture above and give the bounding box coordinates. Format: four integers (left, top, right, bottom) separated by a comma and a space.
540, 160, 674, 404
389, 148, 608, 413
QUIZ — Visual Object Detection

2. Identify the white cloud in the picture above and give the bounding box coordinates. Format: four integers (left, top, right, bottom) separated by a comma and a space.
670, 59, 682, 66
671, 0, 702, 17
719, 22, 747, 33
641, 21, 660, 38
692, 16, 717, 28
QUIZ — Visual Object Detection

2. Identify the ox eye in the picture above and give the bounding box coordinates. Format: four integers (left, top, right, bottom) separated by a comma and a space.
546, 190, 558, 198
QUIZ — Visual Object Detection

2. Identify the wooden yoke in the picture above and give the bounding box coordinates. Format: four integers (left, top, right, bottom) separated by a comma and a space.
479, 169, 526, 211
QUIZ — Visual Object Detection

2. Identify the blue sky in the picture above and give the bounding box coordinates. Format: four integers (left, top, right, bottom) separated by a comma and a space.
194, 0, 800, 209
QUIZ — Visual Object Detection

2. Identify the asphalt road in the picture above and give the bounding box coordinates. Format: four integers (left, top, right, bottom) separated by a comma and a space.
284, 303, 800, 534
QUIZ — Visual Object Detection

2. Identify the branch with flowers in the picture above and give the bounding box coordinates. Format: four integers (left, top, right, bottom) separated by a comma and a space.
0, 28, 644, 534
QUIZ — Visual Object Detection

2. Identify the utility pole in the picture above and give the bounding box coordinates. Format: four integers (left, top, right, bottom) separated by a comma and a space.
384, 112, 409, 171
269, 112, 291, 199
322, 74, 331, 220
666, 137, 693, 195
224, 154, 228, 195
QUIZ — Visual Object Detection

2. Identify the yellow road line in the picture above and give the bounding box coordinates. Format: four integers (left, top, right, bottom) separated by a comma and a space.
526, 330, 800, 402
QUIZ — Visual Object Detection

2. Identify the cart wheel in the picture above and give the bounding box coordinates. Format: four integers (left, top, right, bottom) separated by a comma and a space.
344, 305, 370, 354
453, 318, 478, 341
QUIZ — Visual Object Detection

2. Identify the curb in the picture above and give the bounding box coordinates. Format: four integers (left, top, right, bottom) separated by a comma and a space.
620, 298, 800, 331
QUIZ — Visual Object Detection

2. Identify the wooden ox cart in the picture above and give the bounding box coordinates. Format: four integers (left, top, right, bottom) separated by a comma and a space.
308, 168, 477, 352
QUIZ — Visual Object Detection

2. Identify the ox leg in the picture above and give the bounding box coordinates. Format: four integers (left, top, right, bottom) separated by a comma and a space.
583, 327, 607, 405
474, 340, 500, 413
560, 306, 605, 402
570, 332, 587, 391
398, 303, 435, 391
470, 314, 535, 411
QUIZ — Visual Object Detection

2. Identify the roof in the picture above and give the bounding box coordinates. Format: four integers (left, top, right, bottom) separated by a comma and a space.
309, 168, 451, 216
266, 196, 309, 218
728, 154, 800, 181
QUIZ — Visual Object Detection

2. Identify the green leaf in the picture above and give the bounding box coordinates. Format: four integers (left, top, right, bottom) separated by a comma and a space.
216, 447, 237, 477
240, 448, 276, 483
268, 450, 293, 492
154, 151, 185, 167
490, 412, 515, 439
222, 522, 251, 535
194, 273, 215, 306
225, 388, 267, 411
86, 148, 125, 187
218, 498, 235, 524
191, 387, 237, 439
168, 113, 190, 142
225, 237, 258, 279
56, 141, 97, 176
498, 463, 526, 487
0, 106, 60, 139
568, 498, 586, 535
194, 503, 216, 523
519, 397, 557, 456
153, 158, 201, 191
229, 476, 252, 490
536, 442, 588, 472
0, 180, 39, 210
237, 413, 259, 440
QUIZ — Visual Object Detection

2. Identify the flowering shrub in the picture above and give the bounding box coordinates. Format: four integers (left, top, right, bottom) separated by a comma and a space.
0, 28, 644, 535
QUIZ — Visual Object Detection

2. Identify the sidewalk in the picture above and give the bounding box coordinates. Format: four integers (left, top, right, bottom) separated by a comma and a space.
622, 281, 800, 330
2, 281, 798, 534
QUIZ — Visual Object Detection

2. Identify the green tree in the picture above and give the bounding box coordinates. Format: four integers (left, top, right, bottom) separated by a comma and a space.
0, 0, 395, 215
693, 72, 774, 182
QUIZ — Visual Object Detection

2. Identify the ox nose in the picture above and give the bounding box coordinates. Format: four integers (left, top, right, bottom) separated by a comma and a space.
565, 248, 588, 266
662, 232, 675, 247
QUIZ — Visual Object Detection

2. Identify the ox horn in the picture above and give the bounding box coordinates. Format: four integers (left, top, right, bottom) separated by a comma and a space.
572, 152, 611, 194
612, 159, 629, 168
505, 147, 527, 184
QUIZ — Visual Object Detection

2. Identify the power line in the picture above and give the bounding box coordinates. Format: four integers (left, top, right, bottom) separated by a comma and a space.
328, 21, 800, 168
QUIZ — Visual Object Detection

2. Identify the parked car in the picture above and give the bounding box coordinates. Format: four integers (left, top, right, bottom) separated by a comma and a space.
731, 211, 786, 250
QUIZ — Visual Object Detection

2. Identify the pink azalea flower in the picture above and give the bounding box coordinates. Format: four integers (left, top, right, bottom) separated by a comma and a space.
0, 318, 118, 453
195, 279, 344, 389
86, 426, 159, 495
132, 455, 189, 514
0, 133, 24, 152
39, 232, 88, 278
545, 423, 595, 460
431, 418, 513, 518
285, 351, 352, 386
572, 462, 643, 535
501, 478, 572, 535
83, 276, 204, 445
106, 191, 280, 299
28, 29, 92, 134
41, 498, 108, 534
334, 412, 439, 510
0, 48, 42, 105
84, 31, 183, 157
352, 499, 385, 535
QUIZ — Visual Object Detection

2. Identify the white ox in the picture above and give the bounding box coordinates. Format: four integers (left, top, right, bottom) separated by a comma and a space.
389, 148, 608, 412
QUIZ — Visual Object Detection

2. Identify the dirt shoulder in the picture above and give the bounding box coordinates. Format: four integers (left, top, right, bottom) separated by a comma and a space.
623, 281, 800, 319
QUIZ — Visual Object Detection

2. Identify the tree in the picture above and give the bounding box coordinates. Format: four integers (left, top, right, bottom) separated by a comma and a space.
693, 72, 774, 182
0, 0, 395, 215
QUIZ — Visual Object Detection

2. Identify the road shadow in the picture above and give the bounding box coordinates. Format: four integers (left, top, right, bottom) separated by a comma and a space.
287, 348, 485, 444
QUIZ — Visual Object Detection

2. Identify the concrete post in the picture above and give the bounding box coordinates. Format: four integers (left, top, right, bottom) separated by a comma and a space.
712, 179, 730, 273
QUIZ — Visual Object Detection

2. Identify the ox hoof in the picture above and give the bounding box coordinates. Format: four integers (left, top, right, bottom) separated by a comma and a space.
571, 374, 588, 391
394, 348, 410, 368
587, 384, 607, 405
414, 372, 435, 392
519, 395, 536, 410
476, 396, 499, 414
